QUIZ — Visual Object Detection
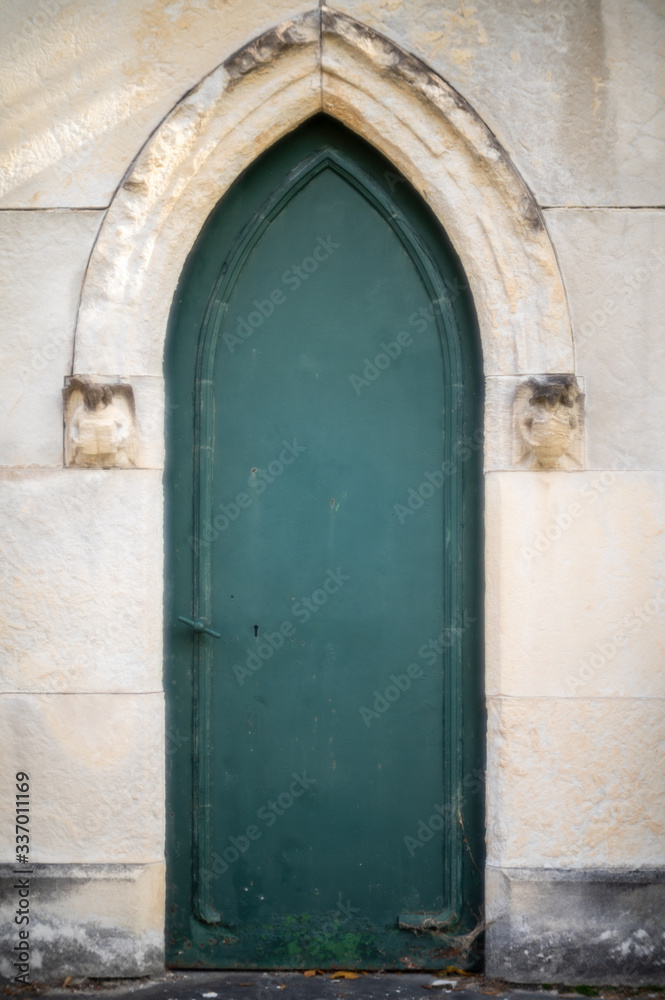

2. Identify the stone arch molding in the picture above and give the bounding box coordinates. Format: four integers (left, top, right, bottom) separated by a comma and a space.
74, 6, 574, 382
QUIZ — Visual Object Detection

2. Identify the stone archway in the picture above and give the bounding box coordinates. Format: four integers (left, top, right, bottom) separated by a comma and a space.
73, 7, 573, 380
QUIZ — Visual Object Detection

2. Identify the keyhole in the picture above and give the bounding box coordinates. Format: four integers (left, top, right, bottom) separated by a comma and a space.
254, 625, 259, 637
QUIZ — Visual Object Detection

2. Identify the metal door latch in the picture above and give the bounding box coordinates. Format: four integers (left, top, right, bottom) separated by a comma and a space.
177, 616, 221, 638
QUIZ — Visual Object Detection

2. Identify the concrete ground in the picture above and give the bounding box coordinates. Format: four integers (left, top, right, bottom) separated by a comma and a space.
5, 970, 665, 1000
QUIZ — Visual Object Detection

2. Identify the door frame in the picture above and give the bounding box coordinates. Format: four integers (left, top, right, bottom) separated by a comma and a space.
69, 5, 575, 962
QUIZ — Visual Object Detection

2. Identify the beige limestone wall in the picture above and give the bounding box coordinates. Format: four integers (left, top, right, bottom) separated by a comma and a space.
0, 692, 164, 862
2, 0, 662, 210
545, 209, 665, 471
333, 0, 665, 207
486, 471, 665, 863
0, 0, 664, 983
0, 471, 163, 695
0, 211, 103, 467
0, 0, 316, 208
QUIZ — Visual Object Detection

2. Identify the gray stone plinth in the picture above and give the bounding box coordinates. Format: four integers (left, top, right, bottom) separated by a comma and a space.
486, 866, 665, 984
0, 863, 164, 983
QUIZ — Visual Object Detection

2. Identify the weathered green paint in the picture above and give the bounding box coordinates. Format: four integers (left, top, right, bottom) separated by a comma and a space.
165, 116, 484, 970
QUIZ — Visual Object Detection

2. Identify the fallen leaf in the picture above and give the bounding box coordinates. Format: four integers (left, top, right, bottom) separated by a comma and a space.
62, 976, 72, 988
444, 967, 471, 976
304, 970, 318, 978
330, 972, 360, 979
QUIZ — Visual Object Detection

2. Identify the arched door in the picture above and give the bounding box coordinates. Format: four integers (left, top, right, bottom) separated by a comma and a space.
165, 116, 483, 969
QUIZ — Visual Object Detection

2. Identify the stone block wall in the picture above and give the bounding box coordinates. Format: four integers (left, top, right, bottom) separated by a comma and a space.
0, 0, 663, 984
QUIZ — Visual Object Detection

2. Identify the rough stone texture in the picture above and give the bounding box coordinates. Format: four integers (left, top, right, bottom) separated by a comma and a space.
63, 379, 138, 469
1, 0, 663, 986
3, 2, 661, 210
131, 376, 165, 471
0, 210, 103, 469
0, 863, 164, 982
74, 14, 320, 376
485, 376, 585, 472
545, 209, 665, 472
512, 375, 583, 470
486, 697, 665, 869
0, 471, 163, 693
486, 867, 665, 984
0, 0, 317, 209
320, 9, 572, 377
74, 7, 572, 379
0, 694, 164, 863
334, 0, 665, 207
485, 471, 665, 699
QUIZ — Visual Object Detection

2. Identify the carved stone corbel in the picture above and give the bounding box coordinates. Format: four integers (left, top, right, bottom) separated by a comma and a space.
63, 377, 138, 468
513, 374, 584, 470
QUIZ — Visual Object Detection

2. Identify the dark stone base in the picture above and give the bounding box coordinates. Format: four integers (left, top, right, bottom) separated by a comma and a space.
486, 866, 665, 985
0, 863, 164, 984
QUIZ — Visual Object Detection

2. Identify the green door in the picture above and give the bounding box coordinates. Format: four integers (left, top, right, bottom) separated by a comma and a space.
165, 117, 483, 970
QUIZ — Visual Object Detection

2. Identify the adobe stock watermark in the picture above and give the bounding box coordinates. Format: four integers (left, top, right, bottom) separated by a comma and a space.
201, 771, 317, 883
189, 438, 306, 552
349, 284, 467, 396
8, 129, 95, 236
6, 0, 67, 57
286, 897, 361, 967
45, 603, 145, 692
522, 450, 636, 561
574, 245, 665, 349
393, 430, 483, 525
19, 323, 73, 384
166, 726, 189, 757
564, 585, 665, 694
359, 610, 477, 727
233, 567, 350, 685
222, 236, 340, 353
307, 898, 360, 945
403, 769, 484, 857
78, 777, 156, 840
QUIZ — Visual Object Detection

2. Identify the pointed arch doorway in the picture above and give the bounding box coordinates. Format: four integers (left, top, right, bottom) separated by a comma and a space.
165, 115, 483, 969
